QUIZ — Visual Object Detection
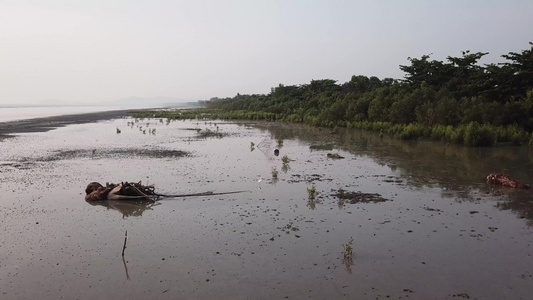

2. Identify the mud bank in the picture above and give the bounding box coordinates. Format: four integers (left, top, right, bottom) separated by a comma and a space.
1, 117, 532, 299
0, 109, 138, 139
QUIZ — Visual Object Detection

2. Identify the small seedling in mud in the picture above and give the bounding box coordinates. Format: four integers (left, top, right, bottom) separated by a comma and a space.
342, 237, 354, 260
307, 186, 317, 199
276, 137, 284, 147
271, 167, 279, 179
250, 142, 255, 147
337, 188, 346, 198
281, 155, 290, 164
116, 128, 121, 134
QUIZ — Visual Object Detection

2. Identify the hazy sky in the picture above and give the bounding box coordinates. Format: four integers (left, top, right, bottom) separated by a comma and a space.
1, 0, 532, 105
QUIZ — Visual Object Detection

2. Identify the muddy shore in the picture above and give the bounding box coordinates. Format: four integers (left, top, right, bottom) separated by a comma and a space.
1, 114, 532, 299
0, 109, 138, 139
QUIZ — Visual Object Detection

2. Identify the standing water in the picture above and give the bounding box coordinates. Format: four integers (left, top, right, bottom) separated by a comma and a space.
0, 116, 532, 299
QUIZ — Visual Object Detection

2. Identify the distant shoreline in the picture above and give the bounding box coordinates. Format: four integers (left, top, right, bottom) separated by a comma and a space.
0, 109, 145, 140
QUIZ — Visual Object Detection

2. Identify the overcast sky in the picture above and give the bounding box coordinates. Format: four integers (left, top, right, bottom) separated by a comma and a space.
1, 0, 532, 106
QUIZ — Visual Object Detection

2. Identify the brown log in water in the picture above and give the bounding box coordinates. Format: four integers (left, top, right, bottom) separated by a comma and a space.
486, 173, 530, 189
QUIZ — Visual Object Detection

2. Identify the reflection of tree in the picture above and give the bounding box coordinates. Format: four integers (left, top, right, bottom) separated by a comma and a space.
255, 122, 533, 224
493, 188, 533, 226
86, 200, 161, 218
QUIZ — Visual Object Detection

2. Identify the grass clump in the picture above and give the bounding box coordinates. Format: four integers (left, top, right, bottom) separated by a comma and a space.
464, 122, 495, 147
307, 186, 317, 199
342, 237, 354, 259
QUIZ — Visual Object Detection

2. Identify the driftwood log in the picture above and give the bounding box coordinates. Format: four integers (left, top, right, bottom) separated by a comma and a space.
85, 181, 249, 202
487, 173, 530, 189
85, 181, 158, 202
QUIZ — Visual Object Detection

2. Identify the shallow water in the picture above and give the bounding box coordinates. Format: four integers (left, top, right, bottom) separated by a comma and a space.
1, 118, 532, 299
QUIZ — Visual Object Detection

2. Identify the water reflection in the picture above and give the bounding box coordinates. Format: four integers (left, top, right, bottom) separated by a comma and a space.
86, 200, 161, 218
122, 256, 131, 280
255, 122, 533, 223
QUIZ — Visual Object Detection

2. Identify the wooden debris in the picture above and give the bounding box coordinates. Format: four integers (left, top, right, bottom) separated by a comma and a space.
487, 173, 530, 189
122, 230, 128, 256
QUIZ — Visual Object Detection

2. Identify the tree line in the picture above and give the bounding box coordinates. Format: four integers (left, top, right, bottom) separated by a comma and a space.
201, 43, 533, 146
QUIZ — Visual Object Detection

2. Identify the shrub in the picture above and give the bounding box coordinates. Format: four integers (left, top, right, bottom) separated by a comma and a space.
398, 123, 425, 140
464, 122, 495, 147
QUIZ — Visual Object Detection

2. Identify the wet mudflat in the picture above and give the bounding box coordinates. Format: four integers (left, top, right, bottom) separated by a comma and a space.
1, 116, 533, 299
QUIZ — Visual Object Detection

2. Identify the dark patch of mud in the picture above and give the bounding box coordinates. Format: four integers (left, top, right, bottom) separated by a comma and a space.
326, 153, 345, 159
334, 191, 390, 204
309, 143, 335, 151
180, 127, 232, 138
0, 161, 36, 170
38, 148, 190, 161
288, 173, 333, 183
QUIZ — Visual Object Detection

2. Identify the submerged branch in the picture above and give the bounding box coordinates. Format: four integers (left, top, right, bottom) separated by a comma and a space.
156, 190, 250, 199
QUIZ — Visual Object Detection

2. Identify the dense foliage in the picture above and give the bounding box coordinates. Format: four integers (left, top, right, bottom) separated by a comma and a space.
194, 43, 533, 146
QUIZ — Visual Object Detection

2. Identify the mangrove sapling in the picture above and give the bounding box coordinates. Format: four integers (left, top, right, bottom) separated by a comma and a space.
281, 155, 290, 164
342, 237, 354, 260
116, 127, 121, 134
307, 186, 317, 199
276, 138, 284, 147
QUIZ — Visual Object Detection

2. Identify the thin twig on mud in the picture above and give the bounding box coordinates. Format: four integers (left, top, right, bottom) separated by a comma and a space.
121, 230, 128, 256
